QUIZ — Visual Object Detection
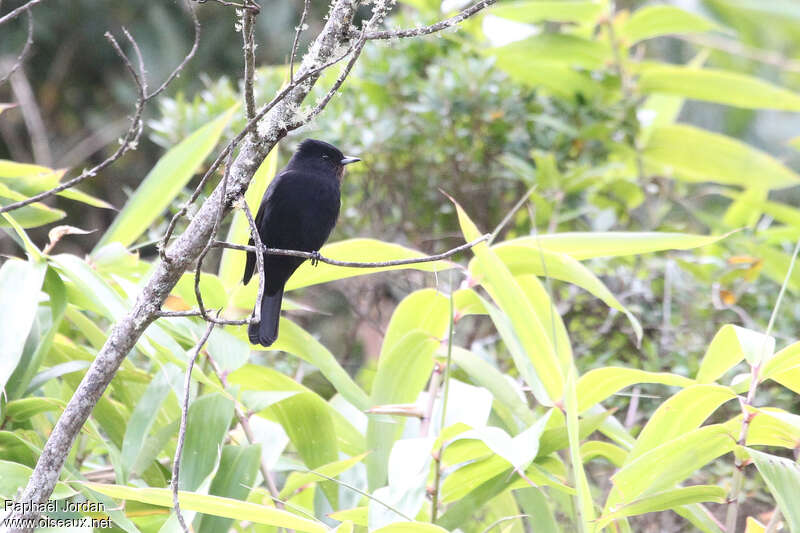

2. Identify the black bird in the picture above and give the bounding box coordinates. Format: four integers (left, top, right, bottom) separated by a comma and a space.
243, 139, 360, 346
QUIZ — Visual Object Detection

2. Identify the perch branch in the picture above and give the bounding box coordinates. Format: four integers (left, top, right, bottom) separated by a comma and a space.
157, 234, 488, 321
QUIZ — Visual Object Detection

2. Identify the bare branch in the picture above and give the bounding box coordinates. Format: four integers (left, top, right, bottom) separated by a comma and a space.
147, 0, 200, 101
0, 11, 34, 86
171, 321, 217, 533
289, 0, 310, 82
196, 0, 261, 13
0, 0, 42, 26
0, 2, 199, 215
210, 233, 489, 268
242, 2, 257, 120
364, 0, 496, 40
0, 32, 145, 214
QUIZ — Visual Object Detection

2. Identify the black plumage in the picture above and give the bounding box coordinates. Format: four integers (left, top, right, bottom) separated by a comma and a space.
243, 139, 360, 346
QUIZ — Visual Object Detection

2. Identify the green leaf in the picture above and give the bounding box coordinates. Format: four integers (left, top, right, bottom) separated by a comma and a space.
180, 393, 235, 491
0, 460, 76, 500
452, 196, 565, 405
228, 365, 346, 504
748, 448, 800, 533
637, 64, 800, 111
581, 441, 628, 467
498, 231, 729, 260
609, 425, 735, 505
279, 453, 368, 499
619, 6, 720, 43
1, 210, 43, 259
565, 367, 595, 528
196, 445, 262, 533
643, 124, 800, 189
5, 267, 66, 400
490, 1, 603, 24
696, 324, 774, 383
3, 397, 64, 421
627, 385, 736, 462
576, 367, 693, 413
271, 319, 370, 410
450, 347, 535, 426
0, 199, 64, 228
219, 147, 279, 289
83, 482, 327, 533
763, 341, 800, 392
366, 288, 448, 489
121, 368, 173, 481
0, 258, 46, 393
373, 523, 449, 533
482, 245, 642, 342
366, 330, 440, 489
598, 486, 726, 529
96, 106, 237, 249
491, 34, 610, 70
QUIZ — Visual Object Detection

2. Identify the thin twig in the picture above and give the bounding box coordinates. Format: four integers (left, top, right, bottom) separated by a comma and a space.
431, 288, 455, 523
420, 363, 443, 437
289, 0, 310, 82
0, 10, 34, 86
725, 237, 800, 532
158, 235, 488, 320
364, 0, 496, 40
212, 233, 489, 267
197, 0, 261, 13
242, 1, 257, 120
172, 321, 217, 533
147, 0, 200, 101
0, 0, 42, 26
0, 3, 199, 214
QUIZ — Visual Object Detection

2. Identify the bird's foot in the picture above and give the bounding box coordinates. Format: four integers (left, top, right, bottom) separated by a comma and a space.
310, 250, 321, 267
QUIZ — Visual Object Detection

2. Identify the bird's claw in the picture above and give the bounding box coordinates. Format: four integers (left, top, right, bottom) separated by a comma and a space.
310, 250, 321, 267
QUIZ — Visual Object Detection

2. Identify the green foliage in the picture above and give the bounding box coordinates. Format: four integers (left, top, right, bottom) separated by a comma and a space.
4, 0, 800, 531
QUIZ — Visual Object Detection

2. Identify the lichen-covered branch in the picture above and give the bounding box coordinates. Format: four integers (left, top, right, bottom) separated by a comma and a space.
364, 0, 496, 40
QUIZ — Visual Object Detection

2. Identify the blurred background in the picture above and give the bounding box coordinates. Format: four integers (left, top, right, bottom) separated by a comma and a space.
2, 0, 800, 442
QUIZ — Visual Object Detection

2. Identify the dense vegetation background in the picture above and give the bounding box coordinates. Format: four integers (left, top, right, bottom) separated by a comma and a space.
2, 0, 800, 532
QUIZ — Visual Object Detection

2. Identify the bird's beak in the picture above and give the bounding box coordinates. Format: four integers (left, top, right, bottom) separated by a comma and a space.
340, 156, 360, 165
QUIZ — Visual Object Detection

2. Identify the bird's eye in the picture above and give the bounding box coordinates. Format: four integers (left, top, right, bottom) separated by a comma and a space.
322, 154, 329, 159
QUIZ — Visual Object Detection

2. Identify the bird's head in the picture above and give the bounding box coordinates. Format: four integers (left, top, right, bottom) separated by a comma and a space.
293, 139, 360, 181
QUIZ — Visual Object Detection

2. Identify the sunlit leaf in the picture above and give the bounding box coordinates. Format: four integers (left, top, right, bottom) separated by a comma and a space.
619, 5, 720, 43
638, 64, 800, 111
748, 448, 800, 533
83, 482, 327, 533
96, 106, 237, 249
644, 124, 800, 189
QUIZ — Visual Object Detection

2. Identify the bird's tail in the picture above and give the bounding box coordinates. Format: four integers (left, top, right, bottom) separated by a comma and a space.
248, 287, 283, 347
